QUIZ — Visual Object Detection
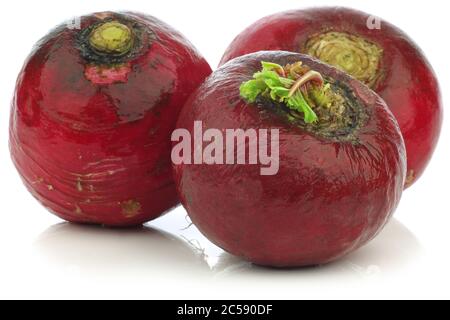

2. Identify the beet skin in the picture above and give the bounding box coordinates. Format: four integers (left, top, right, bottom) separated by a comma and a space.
220, 7, 442, 188
10, 12, 212, 226
173, 51, 406, 267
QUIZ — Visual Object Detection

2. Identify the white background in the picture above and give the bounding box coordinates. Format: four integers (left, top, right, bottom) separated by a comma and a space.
0, 0, 448, 300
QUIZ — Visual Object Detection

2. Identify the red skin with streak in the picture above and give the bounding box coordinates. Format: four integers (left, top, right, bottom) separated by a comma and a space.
220, 7, 442, 188
10, 12, 211, 226
173, 51, 406, 267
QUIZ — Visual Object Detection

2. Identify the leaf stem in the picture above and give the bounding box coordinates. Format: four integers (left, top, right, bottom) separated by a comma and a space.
288, 71, 324, 98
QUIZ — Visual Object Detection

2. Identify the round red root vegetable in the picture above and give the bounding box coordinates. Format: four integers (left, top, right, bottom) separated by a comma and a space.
173, 51, 406, 267
10, 12, 211, 226
220, 7, 442, 188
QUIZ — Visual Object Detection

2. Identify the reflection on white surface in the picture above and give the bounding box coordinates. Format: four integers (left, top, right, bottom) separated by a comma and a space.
34, 223, 211, 279
34, 213, 421, 283
212, 219, 422, 279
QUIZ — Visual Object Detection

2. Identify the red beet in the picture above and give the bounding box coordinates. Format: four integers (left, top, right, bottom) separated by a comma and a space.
10, 12, 211, 226
220, 7, 442, 188
173, 51, 406, 267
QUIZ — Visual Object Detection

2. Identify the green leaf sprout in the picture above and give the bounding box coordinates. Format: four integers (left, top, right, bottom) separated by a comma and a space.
240, 61, 324, 124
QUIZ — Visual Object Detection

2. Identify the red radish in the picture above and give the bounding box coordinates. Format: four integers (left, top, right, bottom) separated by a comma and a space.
220, 7, 442, 188
10, 12, 211, 226
173, 51, 406, 267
